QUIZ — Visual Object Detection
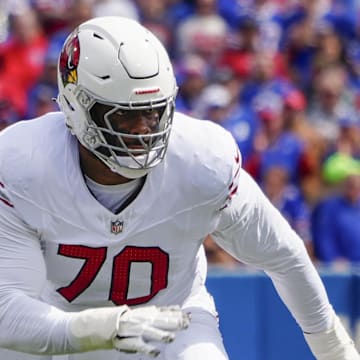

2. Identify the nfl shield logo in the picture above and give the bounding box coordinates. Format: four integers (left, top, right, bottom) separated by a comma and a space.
111, 220, 123, 234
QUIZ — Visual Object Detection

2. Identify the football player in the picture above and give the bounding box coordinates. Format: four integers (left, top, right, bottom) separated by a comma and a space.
0, 16, 358, 360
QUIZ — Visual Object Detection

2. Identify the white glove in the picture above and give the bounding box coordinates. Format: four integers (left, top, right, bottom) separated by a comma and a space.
114, 305, 190, 357
304, 314, 360, 360
68, 304, 190, 357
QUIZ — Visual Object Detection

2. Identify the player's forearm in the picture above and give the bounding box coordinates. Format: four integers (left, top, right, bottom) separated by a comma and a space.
0, 291, 74, 354
261, 233, 359, 358
267, 253, 360, 358
304, 313, 360, 360
0, 291, 131, 354
0, 291, 190, 357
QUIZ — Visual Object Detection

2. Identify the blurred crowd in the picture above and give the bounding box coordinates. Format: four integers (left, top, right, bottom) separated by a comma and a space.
1, 0, 360, 269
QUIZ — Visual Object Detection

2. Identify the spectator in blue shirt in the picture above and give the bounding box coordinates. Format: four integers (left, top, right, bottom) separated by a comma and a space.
175, 54, 209, 115
311, 173, 360, 265
245, 91, 306, 186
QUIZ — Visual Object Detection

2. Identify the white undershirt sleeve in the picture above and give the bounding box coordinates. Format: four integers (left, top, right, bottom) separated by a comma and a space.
0, 201, 74, 354
211, 169, 334, 334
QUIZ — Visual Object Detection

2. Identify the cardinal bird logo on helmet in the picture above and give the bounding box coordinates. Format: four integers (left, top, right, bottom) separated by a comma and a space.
59, 30, 80, 87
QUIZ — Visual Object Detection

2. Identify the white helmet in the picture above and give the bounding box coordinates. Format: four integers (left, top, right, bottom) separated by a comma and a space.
57, 16, 177, 178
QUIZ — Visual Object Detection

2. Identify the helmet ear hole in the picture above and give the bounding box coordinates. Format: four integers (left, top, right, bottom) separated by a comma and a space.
89, 103, 108, 128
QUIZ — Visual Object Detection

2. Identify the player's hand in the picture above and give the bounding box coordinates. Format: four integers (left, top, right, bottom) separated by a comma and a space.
68, 304, 190, 355
113, 305, 191, 357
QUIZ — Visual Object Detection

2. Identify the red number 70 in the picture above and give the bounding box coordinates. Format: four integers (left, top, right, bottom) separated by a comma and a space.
56, 244, 169, 305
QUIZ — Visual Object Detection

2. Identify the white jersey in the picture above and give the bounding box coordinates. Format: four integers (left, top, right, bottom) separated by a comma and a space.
0, 111, 332, 356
